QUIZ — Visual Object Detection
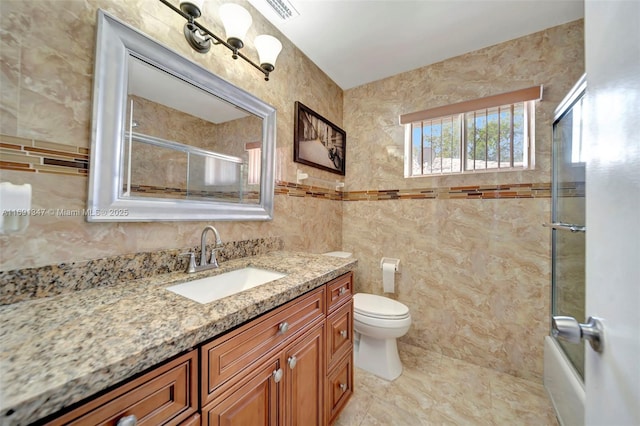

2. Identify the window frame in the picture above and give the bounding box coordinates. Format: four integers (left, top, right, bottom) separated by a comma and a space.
401, 86, 542, 178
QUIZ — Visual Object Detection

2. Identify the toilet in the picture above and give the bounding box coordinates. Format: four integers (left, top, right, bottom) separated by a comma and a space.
324, 252, 412, 381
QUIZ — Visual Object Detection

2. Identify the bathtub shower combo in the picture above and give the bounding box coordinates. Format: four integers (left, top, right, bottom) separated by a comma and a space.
543, 74, 587, 425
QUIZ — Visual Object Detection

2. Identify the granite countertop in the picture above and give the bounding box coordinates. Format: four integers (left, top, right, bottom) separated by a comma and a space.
0, 251, 356, 426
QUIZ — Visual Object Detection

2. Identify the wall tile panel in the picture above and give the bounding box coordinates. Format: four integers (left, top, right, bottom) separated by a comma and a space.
343, 20, 583, 380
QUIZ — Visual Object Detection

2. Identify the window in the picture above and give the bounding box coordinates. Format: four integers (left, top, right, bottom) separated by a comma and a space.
204, 155, 241, 186
245, 142, 261, 185
401, 86, 542, 177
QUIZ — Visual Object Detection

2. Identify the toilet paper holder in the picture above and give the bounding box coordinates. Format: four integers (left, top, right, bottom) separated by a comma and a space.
380, 257, 400, 272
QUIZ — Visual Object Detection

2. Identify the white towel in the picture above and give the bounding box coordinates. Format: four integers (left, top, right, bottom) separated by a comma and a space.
0, 182, 32, 234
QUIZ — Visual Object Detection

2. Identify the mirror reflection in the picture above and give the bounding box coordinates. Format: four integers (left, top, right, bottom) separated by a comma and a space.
123, 56, 262, 204
88, 10, 276, 222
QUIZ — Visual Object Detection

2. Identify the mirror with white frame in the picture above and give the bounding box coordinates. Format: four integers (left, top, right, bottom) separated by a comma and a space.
87, 10, 276, 222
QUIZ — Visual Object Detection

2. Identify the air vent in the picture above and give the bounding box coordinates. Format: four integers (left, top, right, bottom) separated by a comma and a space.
264, 0, 299, 21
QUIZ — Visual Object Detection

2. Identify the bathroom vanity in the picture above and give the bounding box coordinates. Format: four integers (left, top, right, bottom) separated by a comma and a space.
0, 252, 355, 426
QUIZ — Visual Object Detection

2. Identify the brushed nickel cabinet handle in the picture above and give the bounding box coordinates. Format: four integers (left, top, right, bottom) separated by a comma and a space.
273, 368, 283, 383
279, 322, 289, 334
288, 356, 297, 369
116, 415, 137, 426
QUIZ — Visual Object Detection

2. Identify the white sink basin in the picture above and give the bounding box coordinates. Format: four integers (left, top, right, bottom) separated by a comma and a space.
166, 267, 287, 304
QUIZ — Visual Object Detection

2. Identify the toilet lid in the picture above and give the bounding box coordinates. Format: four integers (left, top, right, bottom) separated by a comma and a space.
353, 293, 410, 319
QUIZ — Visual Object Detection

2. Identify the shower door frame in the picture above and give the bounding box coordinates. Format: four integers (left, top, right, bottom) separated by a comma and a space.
544, 74, 587, 426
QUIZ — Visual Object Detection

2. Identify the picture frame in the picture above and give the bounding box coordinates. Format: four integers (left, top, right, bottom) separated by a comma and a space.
294, 101, 346, 175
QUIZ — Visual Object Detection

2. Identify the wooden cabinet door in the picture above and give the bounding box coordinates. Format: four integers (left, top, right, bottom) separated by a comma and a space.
178, 413, 201, 426
284, 324, 325, 426
202, 286, 325, 405
204, 358, 281, 426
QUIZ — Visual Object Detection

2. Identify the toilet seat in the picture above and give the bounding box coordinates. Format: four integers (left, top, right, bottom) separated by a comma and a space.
353, 293, 410, 320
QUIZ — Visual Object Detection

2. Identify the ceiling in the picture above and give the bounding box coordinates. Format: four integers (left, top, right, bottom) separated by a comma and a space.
246, 0, 584, 90
129, 57, 250, 124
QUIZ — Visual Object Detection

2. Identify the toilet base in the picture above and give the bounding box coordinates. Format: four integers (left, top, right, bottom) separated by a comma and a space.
354, 333, 403, 381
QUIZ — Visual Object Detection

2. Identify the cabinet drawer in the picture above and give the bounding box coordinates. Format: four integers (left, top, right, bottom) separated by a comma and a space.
326, 352, 353, 424
202, 286, 325, 405
47, 350, 198, 426
326, 272, 352, 313
326, 300, 353, 371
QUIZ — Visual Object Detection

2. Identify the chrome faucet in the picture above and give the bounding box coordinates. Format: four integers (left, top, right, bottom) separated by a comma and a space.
184, 225, 224, 273
201, 225, 223, 268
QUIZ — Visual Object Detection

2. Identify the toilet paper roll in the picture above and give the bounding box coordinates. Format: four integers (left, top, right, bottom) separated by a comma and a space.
382, 262, 395, 293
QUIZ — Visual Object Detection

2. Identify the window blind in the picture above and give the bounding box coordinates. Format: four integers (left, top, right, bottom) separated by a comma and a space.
399, 85, 543, 125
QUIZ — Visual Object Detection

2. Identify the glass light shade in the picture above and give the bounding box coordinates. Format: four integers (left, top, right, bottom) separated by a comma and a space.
219, 4, 252, 45
255, 35, 282, 70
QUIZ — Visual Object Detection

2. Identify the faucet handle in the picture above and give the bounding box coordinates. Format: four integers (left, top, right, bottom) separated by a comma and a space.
180, 252, 197, 273
209, 249, 222, 268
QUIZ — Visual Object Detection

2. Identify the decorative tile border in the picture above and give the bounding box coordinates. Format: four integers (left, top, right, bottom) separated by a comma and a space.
342, 183, 556, 201
275, 180, 343, 201
0, 237, 284, 305
128, 184, 260, 200
0, 134, 89, 176
274, 181, 587, 200
2, 134, 587, 200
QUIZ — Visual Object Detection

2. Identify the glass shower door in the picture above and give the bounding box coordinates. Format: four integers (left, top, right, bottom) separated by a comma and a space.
549, 75, 587, 379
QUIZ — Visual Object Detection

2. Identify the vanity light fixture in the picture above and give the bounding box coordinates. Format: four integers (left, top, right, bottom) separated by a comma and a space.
160, 0, 283, 81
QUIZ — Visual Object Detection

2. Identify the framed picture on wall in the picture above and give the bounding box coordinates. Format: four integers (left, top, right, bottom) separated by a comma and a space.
294, 101, 346, 175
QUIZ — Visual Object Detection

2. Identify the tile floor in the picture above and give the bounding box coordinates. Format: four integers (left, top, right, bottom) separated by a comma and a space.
335, 342, 559, 425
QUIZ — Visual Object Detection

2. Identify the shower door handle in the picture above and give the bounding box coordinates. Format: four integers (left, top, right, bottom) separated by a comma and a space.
543, 222, 586, 233
552, 316, 604, 353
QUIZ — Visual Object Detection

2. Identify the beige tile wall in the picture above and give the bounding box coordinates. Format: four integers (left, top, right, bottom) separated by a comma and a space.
342, 20, 585, 381
0, 0, 343, 271
0, 0, 585, 383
